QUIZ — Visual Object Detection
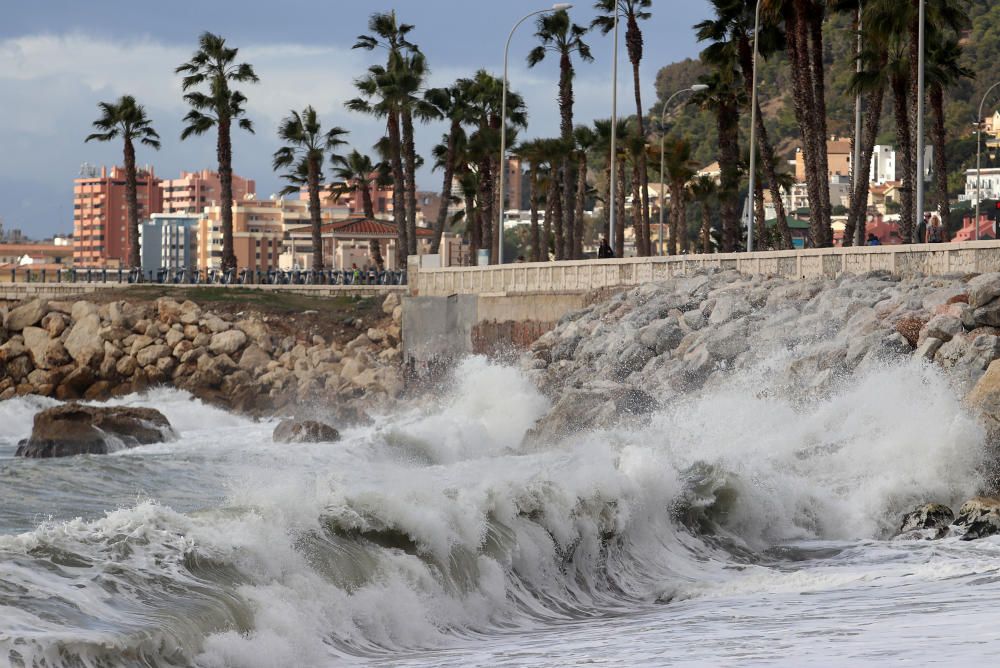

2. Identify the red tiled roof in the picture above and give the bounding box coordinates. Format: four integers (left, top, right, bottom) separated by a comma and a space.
316, 217, 434, 238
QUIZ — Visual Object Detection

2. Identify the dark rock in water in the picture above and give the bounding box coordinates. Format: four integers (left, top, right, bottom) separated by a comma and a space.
15, 404, 176, 458
955, 496, 1000, 540
897, 503, 954, 539
273, 419, 340, 443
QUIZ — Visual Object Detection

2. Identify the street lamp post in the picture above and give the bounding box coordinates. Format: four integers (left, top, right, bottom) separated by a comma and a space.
975, 81, 1000, 241
608, 8, 620, 252
499, 3, 573, 265
915, 0, 926, 240
746, 0, 763, 253
658, 85, 708, 256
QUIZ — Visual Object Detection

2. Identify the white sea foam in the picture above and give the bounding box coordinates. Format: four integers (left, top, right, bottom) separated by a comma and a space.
0, 348, 995, 666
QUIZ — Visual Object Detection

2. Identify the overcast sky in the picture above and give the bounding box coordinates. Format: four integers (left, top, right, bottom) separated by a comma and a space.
0, 0, 712, 238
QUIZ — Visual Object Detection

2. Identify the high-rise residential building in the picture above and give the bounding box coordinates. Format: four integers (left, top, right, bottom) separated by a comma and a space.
162, 169, 256, 214
140, 213, 200, 275
73, 166, 163, 268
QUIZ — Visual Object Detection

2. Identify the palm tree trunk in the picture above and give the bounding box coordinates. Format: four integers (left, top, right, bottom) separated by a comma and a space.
358, 181, 383, 269
626, 15, 650, 257
931, 83, 951, 238
217, 117, 236, 272
553, 169, 565, 262
559, 52, 576, 263
737, 36, 793, 249
615, 157, 627, 258
530, 166, 541, 262
717, 100, 741, 252
575, 151, 587, 259
123, 138, 140, 270
402, 109, 418, 257
466, 184, 479, 265
669, 178, 682, 256
479, 159, 495, 263
845, 80, 885, 248
754, 178, 767, 250
631, 158, 644, 256
544, 175, 555, 260
893, 76, 915, 244
388, 110, 407, 268
432, 122, 459, 254
307, 155, 323, 271
701, 201, 712, 254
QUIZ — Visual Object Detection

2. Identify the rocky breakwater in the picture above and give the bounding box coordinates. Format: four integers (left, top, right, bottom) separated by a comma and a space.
519, 268, 1000, 541
0, 293, 404, 417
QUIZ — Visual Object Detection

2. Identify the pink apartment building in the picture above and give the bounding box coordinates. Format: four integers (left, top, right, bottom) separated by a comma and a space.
73, 166, 163, 268
162, 169, 255, 214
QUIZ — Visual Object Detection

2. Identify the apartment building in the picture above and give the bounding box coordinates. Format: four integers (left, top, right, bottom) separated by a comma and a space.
73, 166, 163, 268
161, 170, 255, 214
140, 214, 200, 274
197, 199, 314, 271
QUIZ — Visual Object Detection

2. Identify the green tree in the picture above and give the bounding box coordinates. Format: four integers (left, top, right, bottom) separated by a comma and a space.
272, 107, 347, 271
176, 32, 258, 272
351, 11, 418, 266
689, 175, 718, 253
528, 10, 593, 259
696, 0, 793, 249
593, 0, 653, 254
425, 83, 473, 254
692, 72, 743, 252
660, 136, 699, 255
84, 95, 161, 270
330, 149, 389, 269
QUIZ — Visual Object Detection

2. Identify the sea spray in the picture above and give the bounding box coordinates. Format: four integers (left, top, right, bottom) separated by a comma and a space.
0, 271, 996, 666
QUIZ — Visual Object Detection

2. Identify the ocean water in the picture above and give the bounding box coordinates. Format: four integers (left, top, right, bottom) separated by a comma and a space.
1, 357, 998, 667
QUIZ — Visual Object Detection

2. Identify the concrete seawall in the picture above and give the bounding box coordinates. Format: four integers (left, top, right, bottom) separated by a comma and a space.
403, 241, 1000, 367
0, 283, 405, 304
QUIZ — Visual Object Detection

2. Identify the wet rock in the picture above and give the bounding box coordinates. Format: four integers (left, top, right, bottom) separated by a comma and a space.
894, 316, 927, 347
272, 419, 340, 443
897, 503, 954, 539
15, 404, 176, 458
955, 497, 1000, 540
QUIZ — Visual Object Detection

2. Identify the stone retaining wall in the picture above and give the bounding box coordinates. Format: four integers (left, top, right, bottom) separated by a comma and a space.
410, 241, 1000, 298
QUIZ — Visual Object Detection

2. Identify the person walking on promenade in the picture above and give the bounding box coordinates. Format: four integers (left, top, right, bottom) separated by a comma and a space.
927, 214, 945, 243
598, 237, 614, 259
866, 233, 881, 246
917, 212, 930, 243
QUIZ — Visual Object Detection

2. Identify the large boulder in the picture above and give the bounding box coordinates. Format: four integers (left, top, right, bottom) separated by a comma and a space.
22, 326, 70, 370
63, 314, 104, 368
272, 419, 340, 444
209, 329, 247, 356
965, 359, 1000, 433
955, 497, 1000, 540
968, 274, 1000, 309
15, 404, 176, 458
897, 503, 954, 539
5, 299, 48, 332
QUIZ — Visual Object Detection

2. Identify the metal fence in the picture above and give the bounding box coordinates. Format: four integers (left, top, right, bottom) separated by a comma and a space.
5, 267, 408, 287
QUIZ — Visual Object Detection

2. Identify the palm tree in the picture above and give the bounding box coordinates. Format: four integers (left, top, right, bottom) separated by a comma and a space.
176, 32, 258, 272
272, 107, 347, 272
592, 0, 653, 255
695, 0, 792, 249
660, 136, 698, 255
692, 72, 743, 252
927, 35, 972, 239
573, 125, 598, 258
461, 70, 528, 263
425, 83, 472, 254
84, 96, 160, 270
330, 150, 389, 269
528, 9, 593, 260
351, 10, 418, 266
515, 139, 548, 262
768, 0, 832, 246
689, 175, 717, 254
624, 128, 648, 255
